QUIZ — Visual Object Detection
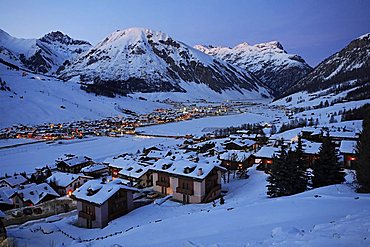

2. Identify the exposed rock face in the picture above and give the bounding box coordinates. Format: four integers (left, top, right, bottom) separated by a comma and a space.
0, 29, 91, 74
195, 41, 312, 96
58, 28, 272, 98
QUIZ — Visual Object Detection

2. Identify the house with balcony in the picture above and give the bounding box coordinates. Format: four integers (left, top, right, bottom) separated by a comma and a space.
150, 157, 225, 204
72, 179, 138, 228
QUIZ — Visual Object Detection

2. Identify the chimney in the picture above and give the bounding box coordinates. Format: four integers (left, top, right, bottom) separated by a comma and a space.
197, 168, 203, 176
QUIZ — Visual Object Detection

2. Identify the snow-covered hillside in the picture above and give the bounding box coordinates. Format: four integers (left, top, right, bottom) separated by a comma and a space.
283, 33, 370, 97
0, 29, 91, 74
0, 64, 168, 128
195, 41, 312, 95
7, 166, 370, 246
58, 28, 272, 99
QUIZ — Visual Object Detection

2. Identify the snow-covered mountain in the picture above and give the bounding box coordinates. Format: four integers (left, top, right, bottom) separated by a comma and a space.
0, 29, 91, 74
282, 33, 370, 97
272, 33, 370, 116
194, 41, 312, 96
58, 28, 272, 99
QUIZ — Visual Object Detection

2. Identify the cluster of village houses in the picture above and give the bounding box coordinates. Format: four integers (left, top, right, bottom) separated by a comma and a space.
0, 124, 360, 238
0, 102, 244, 140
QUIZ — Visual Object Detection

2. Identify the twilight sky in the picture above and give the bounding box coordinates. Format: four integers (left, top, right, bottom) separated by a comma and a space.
1, 0, 369, 66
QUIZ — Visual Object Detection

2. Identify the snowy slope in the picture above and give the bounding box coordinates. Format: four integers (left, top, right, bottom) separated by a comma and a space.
0, 29, 91, 74
7, 167, 370, 246
195, 41, 312, 95
0, 63, 169, 128
283, 33, 370, 96
58, 28, 272, 99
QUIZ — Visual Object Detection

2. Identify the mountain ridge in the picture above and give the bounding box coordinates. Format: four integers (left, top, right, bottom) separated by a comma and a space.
195, 41, 312, 96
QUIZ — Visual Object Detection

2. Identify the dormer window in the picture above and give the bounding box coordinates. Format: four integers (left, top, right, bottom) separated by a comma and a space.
162, 163, 172, 170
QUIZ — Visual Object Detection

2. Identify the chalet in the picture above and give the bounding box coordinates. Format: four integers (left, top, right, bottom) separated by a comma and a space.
72, 179, 138, 228
0, 175, 28, 188
251, 146, 279, 170
81, 163, 109, 178
106, 154, 153, 188
118, 163, 152, 188
47, 172, 92, 196
140, 150, 170, 163
219, 150, 253, 171
56, 154, 94, 173
223, 139, 256, 151
291, 140, 321, 167
10, 183, 59, 208
0, 210, 6, 242
187, 140, 216, 153
151, 157, 225, 204
339, 140, 357, 169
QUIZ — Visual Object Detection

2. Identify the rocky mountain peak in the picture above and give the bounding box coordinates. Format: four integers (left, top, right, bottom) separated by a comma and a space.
40, 31, 91, 46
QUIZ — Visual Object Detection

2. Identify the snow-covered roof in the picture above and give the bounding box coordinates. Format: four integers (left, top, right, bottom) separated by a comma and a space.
253, 147, 279, 159
151, 156, 224, 180
329, 131, 358, 139
291, 140, 321, 155
14, 183, 59, 205
118, 162, 150, 179
339, 140, 357, 154
219, 150, 251, 162
146, 150, 169, 159
224, 139, 255, 148
0, 175, 28, 187
56, 154, 92, 167
72, 179, 138, 205
0, 189, 13, 205
47, 172, 90, 188
81, 163, 108, 173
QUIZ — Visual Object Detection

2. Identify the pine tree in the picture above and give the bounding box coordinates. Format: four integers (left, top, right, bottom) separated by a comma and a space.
292, 135, 308, 193
312, 133, 344, 188
267, 145, 288, 197
356, 114, 370, 192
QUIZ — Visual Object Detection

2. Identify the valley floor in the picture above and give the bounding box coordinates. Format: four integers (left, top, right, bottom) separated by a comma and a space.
7, 167, 370, 247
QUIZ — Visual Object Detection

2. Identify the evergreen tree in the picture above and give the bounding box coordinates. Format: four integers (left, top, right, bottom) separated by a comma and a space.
312, 133, 344, 188
266, 145, 308, 197
267, 145, 288, 197
356, 114, 370, 192
293, 135, 308, 193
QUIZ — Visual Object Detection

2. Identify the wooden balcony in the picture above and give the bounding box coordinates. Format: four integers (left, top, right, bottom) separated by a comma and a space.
156, 180, 170, 187
78, 211, 95, 221
176, 187, 194, 195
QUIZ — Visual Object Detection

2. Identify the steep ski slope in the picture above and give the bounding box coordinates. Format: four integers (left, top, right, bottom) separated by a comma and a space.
58, 28, 272, 99
195, 41, 312, 96
0, 29, 91, 74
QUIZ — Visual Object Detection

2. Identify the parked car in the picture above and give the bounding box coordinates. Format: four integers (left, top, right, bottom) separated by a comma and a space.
23, 208, 33, 216
33, 207, 42, 214
11, 210, 23, 217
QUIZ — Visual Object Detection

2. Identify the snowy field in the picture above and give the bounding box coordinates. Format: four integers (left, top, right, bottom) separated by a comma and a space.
0, 64, 170, 128
7, 167, 370, 246
0, 136, 180, 177
137, 112, 270, 136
